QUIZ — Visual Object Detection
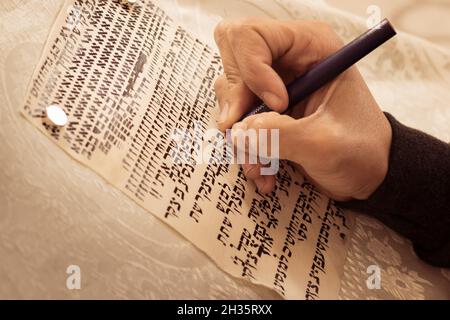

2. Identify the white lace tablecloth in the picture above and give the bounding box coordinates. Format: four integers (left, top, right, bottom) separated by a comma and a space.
0, 0, 449, 299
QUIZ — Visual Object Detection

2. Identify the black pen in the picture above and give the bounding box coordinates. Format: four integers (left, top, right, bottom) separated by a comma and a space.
241, 18, 397, 120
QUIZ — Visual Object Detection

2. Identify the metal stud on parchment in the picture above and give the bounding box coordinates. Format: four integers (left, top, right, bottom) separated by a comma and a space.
45, 104, 68, 127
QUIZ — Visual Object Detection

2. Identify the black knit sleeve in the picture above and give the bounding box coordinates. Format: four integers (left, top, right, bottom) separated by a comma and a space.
338, 113, 450, 267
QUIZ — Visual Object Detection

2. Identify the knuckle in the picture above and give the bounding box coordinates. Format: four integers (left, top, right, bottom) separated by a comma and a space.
213, 80, 220, 93
294, 20, 341, 55
227, 19, 255, 43
224, 70, 242, 85
238, 17, 261, 30
231, 17, 257, 30
243, 164, 261, 179
252, 116, 267, 130
313, 20, 342, 48
248, 112, 276, 130
214, 74, 226, 92
240, 64, 259, 84
226, 26, 240, 45
214, 20, 229, 44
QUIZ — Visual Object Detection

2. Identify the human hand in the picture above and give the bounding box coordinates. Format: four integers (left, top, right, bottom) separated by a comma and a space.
213, 18, 392, 201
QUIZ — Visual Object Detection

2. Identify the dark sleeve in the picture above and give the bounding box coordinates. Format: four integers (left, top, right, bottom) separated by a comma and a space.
338, 113, 450, 268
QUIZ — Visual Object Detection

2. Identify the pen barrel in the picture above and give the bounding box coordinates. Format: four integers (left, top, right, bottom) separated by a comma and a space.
286, 18, 396, 109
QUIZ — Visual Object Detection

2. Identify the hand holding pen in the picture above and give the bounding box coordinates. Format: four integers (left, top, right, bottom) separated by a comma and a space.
214, 18, 394, 200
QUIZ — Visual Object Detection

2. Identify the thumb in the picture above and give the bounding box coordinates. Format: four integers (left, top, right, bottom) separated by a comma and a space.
228, 25, 289, 112
235, 53, 288, 112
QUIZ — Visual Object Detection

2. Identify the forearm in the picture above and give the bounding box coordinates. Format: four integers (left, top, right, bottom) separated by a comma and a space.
338, 113, 450, 267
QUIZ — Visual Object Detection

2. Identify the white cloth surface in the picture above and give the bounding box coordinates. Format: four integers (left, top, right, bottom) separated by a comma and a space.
0, 0, 449, 299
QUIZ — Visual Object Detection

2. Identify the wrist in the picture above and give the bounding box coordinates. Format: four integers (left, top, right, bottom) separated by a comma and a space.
354, 113, 392, 200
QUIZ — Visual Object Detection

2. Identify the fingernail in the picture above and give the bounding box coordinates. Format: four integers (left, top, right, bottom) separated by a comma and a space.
244, 165, 257, 177
232, 121, 247, 131
217, 102, 229, 124
254, 177, 266, 193
262, 92, 282, 109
